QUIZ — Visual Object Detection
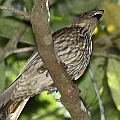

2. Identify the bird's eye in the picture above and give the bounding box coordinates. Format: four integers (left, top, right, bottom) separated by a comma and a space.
83, 12, 87, 16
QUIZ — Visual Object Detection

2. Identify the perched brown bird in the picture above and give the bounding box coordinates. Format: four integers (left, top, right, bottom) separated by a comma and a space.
0, 10, 104, 120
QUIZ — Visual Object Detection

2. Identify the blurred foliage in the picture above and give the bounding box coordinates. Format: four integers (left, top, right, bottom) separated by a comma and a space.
0, 0, 120, 120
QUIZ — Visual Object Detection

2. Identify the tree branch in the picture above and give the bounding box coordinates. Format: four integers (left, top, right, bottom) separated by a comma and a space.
0, 5, 30, 20
0, 21, 28, 62
30, 0, 89, 120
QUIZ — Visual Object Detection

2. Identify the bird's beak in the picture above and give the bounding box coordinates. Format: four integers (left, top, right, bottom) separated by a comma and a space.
93, 10, 104, 20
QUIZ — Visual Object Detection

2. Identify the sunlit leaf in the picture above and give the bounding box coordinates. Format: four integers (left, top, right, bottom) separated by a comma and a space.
5, 60, 26, 83
101, 1, 120, 33
107, 58, 120, 111
102, 2, 120, 48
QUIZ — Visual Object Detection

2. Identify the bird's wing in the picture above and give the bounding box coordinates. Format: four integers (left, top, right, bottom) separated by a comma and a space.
0, 49, 54, 120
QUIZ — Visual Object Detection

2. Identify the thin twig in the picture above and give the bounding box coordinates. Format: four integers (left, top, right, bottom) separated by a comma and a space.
94, 33, 120, 44
0, 21, 28, 62
0, 6, 30, 20
92, 52, 120, 60
0, 33, 35, 46
13, 46, 35, 53
0, 33, 10, 39
88, 68, 105, 120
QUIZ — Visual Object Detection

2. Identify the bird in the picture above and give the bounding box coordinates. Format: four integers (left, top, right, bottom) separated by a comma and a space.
0, 10, 104, 120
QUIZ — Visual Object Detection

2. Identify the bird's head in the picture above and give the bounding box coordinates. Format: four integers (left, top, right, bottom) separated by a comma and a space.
72, 10, 104, 35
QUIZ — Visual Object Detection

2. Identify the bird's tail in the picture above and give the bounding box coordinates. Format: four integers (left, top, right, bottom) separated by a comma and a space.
0, 98, 29, 120
0, 80, 29, 120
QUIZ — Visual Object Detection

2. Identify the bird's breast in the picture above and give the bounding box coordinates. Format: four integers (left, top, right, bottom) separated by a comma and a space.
54, 28, 92, 80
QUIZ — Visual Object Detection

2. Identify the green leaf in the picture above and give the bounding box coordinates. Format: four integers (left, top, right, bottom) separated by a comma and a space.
0, 61, 6, 92
1, 0, 14, 16
23, 0, 33, 12
78, 57, 104, 104
101, 1, 120, 48
102, 1, 120, 33
70, 0, 99, 14
107, 58, 120, 111
0, 16, 21, 36
0, 16, 35, 43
